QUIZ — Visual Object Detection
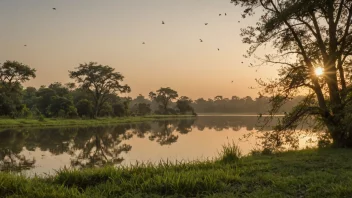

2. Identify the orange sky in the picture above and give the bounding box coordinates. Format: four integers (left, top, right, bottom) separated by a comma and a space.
0, 0, 278, 100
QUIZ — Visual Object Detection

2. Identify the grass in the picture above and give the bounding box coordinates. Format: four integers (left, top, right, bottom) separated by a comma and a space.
0, 115, 195, 128
2, 148, 352, 197
218, 140, 242, 163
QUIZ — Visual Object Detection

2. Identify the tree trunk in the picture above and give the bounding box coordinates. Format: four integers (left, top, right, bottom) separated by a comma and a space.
326, 116, 352, 148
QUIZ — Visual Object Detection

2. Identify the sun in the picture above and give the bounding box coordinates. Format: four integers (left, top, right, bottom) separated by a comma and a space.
315, 67, 324, 76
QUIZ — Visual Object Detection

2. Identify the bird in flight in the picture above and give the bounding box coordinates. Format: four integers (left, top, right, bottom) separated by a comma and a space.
225, 13, 227, 16
200, 39, 203, 42
238, 21, 240, 23
52, 8, 56, 10
241, 62, 244, 64
24, 45, 27, 47
205, 23, 208, 25
219, 14, 221, 16
142, 42, 145, 44
231, 81, 233, 83
218, 48, 220, 51
162, 21, 165, 24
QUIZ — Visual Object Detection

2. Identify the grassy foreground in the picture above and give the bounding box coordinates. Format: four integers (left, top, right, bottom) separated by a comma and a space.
0, 115, 195, 128
1, 148, 352, 197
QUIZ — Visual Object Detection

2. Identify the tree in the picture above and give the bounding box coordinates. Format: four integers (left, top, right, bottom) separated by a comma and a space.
112, 103, 126, 117
69, 62, 131, 118
48, 96, 77, 118
76, 99, 93, 118
0, 61, 36, 87
149, 87, 178, 114
176, 96, 195, 114
136, 103, 152, 116
231, 0, 352, 147
0, 61, 36, 117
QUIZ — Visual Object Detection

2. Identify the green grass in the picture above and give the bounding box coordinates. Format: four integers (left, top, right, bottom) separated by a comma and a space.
2, 148, 352, 197
0, 115, 195, 128
218, 140, 242, 163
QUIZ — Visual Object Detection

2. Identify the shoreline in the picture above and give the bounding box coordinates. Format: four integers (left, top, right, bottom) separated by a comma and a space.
0, 148, 350, 197
0, 115, 196, 128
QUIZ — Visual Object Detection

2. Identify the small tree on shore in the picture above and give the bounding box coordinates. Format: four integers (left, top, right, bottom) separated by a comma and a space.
149, 87, 178, 114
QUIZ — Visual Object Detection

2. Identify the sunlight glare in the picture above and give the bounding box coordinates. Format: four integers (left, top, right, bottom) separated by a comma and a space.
315, 67, 324, 76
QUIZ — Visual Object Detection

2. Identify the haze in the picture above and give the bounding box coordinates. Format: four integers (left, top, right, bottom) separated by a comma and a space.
0, 0, 278, 99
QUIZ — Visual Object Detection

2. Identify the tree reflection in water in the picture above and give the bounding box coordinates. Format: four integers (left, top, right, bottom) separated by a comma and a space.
70, 125, 133, 169
0, 116, 280, 172
0, 129, 35, 172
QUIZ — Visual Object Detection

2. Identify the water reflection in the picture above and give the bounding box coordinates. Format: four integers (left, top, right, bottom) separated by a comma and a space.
0, 116, 314, 175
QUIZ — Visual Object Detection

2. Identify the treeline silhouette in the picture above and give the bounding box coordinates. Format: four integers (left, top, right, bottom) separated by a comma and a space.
1, 61, 303, 119
190, 96, 305, 114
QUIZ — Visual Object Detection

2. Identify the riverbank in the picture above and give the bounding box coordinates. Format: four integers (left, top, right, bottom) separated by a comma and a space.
0, 115, 196, 128
1, 148, 352, 197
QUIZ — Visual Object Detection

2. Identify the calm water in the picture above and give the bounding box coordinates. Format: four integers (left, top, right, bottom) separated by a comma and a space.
0, 115, 318, 176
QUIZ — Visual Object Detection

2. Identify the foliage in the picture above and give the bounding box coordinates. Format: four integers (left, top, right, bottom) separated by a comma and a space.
231, 0, 352, 148
2, 149, 352, 197
176, 96, 195, 114
149, 87, 178, 114
76, 99, 93, 118
136, 103, 152, 116
69, 62, 131, 118
0, 61, 36, 117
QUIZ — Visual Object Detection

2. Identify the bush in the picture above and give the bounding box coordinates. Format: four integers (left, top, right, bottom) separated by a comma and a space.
67, 106, 78, 118
37, 114, 45, 122
58, 109, 66, 118
112, 103, 127, 117
76, 99, 93, 118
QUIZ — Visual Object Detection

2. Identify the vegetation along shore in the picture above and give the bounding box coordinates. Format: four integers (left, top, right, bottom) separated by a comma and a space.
0, 115, 196, 128
1, 147, 352, 197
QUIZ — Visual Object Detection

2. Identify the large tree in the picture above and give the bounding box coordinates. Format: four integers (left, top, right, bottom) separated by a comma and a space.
231, 0, 352, 148
0, 61, 36, 117
69, 62, 131, 118
149, 87, 178, 114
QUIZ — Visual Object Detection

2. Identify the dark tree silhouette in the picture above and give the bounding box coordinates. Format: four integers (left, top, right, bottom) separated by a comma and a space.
69, 62, 131, 118
231, 0, 352, 148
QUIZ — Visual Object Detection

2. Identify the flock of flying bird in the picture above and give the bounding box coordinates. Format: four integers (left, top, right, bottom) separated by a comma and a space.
23, 8, 245, 84
142, 12, 240, 51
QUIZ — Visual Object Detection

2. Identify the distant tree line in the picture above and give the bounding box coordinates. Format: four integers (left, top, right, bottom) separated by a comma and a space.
0, 60, 303, 119
191, 95, 305, 114
0, 61, 195, 119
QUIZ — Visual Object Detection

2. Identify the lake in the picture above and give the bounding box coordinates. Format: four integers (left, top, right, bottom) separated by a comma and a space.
0, 115, 318, 176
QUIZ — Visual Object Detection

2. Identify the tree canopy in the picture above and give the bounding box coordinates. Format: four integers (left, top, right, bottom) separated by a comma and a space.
231, 0, 352, 148
0, 61, 36, 117
149, 87, 178, 114
69, 62, 131, 117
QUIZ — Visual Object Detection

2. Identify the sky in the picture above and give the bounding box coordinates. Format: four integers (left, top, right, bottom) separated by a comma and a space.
0, 0, 278, 100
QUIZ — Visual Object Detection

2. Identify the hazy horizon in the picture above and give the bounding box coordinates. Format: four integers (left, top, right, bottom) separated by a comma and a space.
1, 0, 278, 99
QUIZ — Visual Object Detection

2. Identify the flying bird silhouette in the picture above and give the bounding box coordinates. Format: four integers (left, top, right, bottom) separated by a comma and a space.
225, 13, 227, 16
205, 23, 208, 25
219, 14, 221, 16
231, 81, 233, 83
238, 21, 240, 23
200, 39, 203, 42
24, 45, 27, 47
241, 62, 244, 64
162, 21, 165, 24
52, 8, 56, 10
218, 48, 220, 51
142, 42, 145, 44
